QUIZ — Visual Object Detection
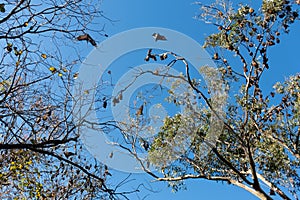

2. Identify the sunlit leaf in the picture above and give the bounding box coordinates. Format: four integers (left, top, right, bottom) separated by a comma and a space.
49, 66, 56, 73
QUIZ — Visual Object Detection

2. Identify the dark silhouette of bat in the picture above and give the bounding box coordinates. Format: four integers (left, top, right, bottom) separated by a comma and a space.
103, 100, 107, 108
104, 165, 112, 177
140, 138, 149, 151
144, 49, 157, 61
213, 53, 220, 60
64, 151, 76, 158
152, 33, 167, 41
136, 105, 144, 116
77, 34, 97, 47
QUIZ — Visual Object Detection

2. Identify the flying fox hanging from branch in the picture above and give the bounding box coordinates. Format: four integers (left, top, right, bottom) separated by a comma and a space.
77, 34, 97, 47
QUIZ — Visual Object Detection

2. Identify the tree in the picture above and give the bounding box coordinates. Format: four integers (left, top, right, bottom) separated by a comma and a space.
113, 0, 300, 199
0, 0, 133, 199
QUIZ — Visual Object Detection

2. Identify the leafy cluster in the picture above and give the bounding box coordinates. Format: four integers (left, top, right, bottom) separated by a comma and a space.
143, 1, 300, 199
0, 0, 126, 199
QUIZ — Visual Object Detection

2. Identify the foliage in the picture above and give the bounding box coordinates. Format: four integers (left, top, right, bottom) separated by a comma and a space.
115, 0, 300, 199
0, 0, 130, 199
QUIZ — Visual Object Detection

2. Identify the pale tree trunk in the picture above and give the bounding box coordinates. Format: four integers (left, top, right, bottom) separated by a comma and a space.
230, 180, 272, 200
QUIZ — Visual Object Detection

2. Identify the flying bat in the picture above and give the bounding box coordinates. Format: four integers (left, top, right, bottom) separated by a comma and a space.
77, 34, 97, 47
152, 33, 167, 42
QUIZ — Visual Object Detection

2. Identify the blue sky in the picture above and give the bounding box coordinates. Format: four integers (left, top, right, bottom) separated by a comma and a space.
87, 0, 300, 199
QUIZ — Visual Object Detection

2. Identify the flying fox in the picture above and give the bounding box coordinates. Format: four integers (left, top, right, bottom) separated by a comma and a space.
77, 34, 97, 47
144, 49, 157, 61
152, 33, 167, 42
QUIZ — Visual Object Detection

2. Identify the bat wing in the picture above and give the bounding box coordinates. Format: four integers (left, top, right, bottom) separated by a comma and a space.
87, 34, 97, 47
158, 34, 166, 40
156, 33, 167, 41
147, 49, 152, 55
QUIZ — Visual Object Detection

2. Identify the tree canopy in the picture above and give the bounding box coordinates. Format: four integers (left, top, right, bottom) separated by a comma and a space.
109, 1, 300, 199
1, 0, 300, 199
0, 0, 131, 199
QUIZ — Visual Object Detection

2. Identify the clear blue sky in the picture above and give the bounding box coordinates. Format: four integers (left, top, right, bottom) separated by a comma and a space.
89, 0, 300, 199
